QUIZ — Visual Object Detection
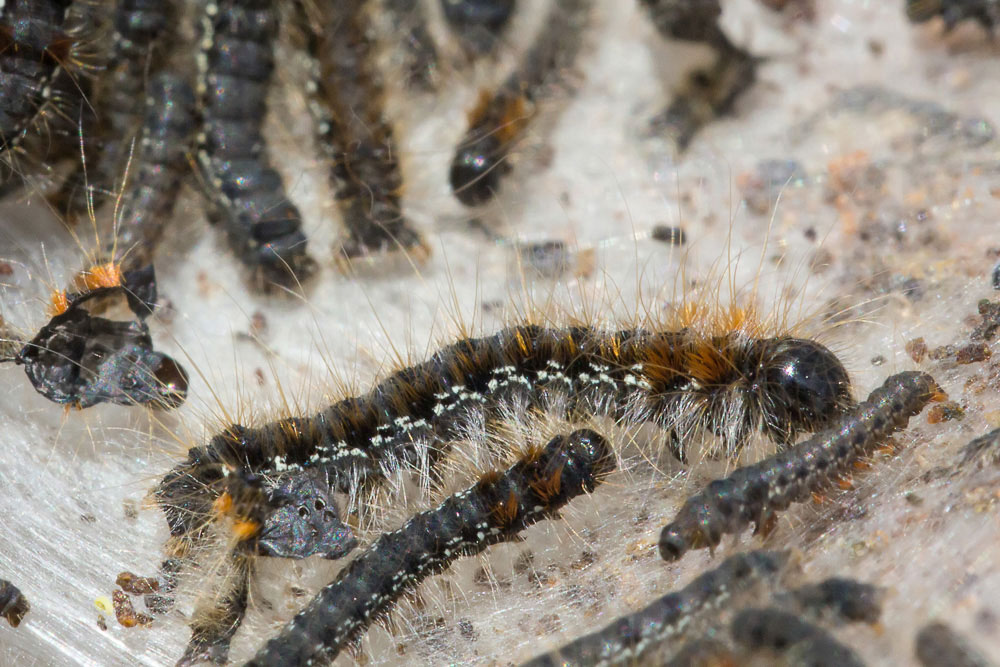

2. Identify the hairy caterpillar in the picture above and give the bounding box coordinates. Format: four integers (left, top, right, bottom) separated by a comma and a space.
6, 281, 188, 409
196, 0, 315, 285
246, 428, 614, 665
50, 0, 179, 215
156, 310, 853, 553
105, 72, 196, 272
297, 0, 428, 263
449, 0, 592, 206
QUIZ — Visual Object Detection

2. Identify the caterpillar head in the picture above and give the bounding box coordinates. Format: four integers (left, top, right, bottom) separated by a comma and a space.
751, 337, 853, 445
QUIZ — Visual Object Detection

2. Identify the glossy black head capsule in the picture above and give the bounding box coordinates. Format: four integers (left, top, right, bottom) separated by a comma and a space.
449, 133, 509, 206
751, 337, 852, 444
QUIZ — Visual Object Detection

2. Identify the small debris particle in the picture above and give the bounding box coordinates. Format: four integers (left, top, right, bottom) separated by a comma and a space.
250, 310, 268, 337
112, 590, 153, 628
906, 337, 928, 363
144, 594, 172, 615
651, 225, 687, 245
955, 343, 991, 365
927, 401, 965, 424
0, 262, 13, 276
458, 618, 476, 640
871, 355, 886, 366
571, 550, 597, 570
971, 300, 1000, 341
116, 572, 159, 595
537, 613, 561, 635
97, 615, 108, 631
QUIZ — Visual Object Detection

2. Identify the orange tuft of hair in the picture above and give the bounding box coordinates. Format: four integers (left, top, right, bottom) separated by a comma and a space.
491, 489, 520, 527
530, 465, 564, 504
48, 290, 69, 317
231, 519, 260, 541
212, 492, 234, 516
684, 341, 731, 386
73, 261, 124, 293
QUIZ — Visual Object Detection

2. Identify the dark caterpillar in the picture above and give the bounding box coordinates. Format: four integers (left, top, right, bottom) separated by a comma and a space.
246, 428, 615, 666
196, 0, 315, 286
449, 0, 592, 206
156, 322, 852, 544
167, 466, 358, 664
659, 371, 944, 561
109, 72, 195, 272
780, 577, 883, 625
520, 550, 790, 667
47, 0, 178, 214
89, 0, 177, 209
298, 0, 427, 263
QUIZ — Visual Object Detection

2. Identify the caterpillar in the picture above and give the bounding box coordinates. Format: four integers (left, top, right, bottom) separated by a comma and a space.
0, 70, 195, 410
440, 0, 517, 57
162, 461, 359, 663
196, 0, 315, 286
109, 71, 196, 272
298, 0, 428, 263
246, 428, 615, 666
91, 0, 178, 208
155, 314, 853, 554
729, 606, 865, 667
49, 0, 179, 215
449, 0, 592, 206
659, 371, 944, 562
520, 549, 790, 667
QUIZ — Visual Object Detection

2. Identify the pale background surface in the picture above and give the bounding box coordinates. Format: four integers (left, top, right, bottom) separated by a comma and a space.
1, 1, 999, 664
